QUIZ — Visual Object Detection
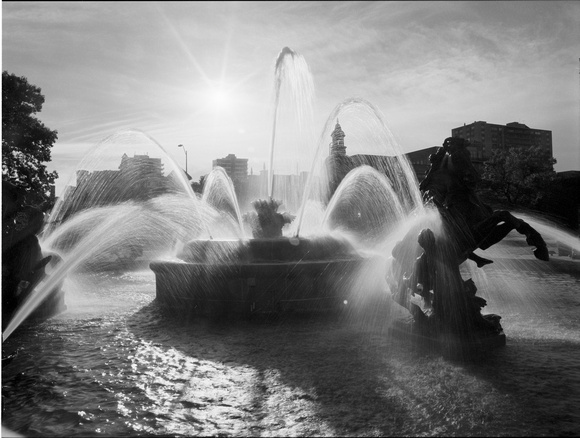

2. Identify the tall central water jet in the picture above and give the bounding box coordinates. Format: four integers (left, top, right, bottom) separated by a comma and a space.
268, 47, 316, 214
151, 48, 423, 317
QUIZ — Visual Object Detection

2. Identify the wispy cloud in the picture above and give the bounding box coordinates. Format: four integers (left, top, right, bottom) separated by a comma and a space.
4, 0, 579, 195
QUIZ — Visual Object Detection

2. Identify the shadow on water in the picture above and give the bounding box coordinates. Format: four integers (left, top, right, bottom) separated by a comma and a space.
118, 245, 580, 436
123, 289, 580, 437
125, 299, 420, 436
3, 254, 578, 436
448, 335, 580, 437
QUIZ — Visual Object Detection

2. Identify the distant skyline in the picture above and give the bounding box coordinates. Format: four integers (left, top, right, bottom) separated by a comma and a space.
3, 1, 579, 195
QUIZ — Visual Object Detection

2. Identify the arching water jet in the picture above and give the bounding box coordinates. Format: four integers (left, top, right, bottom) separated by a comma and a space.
3, 130, 203, 340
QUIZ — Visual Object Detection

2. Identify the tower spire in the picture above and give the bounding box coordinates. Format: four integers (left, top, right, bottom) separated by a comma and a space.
330, 119, 346, 156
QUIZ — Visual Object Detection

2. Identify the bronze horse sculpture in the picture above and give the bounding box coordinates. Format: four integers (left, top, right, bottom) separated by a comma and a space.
419, 137, 549, 264
390, 137, 549, 342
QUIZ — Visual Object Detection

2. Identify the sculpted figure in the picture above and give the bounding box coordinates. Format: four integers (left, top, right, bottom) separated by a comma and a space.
2, 181, 64, 327
3, 182, 47, 321
247, 198, 295, 239
390, 137, 547, 338
419, 137, 549, 264
393, 227, 498, 335
406, 229, 437, 324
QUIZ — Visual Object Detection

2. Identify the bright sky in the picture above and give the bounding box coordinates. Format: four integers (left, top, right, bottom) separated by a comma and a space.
3, 1, 580, 196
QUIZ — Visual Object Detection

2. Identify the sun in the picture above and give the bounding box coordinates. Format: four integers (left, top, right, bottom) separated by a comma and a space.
208, 87, 230, 111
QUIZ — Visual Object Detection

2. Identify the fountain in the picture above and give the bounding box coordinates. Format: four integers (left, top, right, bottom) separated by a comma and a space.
3, 46, 571, 359
148, 46, 556, 354
150, 47, 421, 318
4, 42, 580, 438
2, 129, 204, 340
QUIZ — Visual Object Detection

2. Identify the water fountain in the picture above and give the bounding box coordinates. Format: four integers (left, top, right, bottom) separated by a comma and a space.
4, 45, 580, 438
2, 130, 204, 340
148, 46, 558, 355
150, 48, 422, 318
3, 46, 575, 358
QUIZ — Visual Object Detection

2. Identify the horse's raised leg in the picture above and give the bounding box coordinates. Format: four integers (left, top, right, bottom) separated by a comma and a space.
480, 210, 550, 262
514, 217, 549, 261
478, 221, 514, 250
473, 211, 549, 261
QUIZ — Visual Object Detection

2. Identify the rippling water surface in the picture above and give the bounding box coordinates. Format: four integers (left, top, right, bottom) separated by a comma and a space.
2, 237, 580, 437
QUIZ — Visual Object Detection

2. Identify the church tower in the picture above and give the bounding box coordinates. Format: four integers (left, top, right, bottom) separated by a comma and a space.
330, 120, 346, 156
325, 119, 353, 204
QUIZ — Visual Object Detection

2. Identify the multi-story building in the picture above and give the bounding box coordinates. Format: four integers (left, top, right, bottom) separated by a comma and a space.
405, 147, 441, 182
211, 154, 311, 213
119, 153, 164, 180
325, 121, 415, 201
53, 153, 172, 226
451, 121, 553, 161
75, 153, 167, 204
238, 165, 269, 212
405, 121, 553, 181
212, 154, 248, 183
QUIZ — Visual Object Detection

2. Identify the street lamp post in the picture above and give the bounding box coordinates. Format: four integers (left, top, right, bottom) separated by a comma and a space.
178, 144, 188, 174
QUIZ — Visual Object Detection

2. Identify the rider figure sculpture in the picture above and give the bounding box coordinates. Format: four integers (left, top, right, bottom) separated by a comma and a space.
420, 137, 549, 264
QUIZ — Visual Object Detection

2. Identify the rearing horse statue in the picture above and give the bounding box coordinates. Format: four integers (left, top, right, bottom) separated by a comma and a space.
419, 137, 549, 264
389, 137, 549, 339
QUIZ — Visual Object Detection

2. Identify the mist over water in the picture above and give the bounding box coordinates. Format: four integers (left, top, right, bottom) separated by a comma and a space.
3, 130, 204, 341
323, 166, 409, 247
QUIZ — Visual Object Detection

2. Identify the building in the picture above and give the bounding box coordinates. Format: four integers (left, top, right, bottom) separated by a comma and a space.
324, 120, 440, 185
238, 165, 269, 212
325, 121, 353, 196
325, 121, 417, 202
211, 154, 311, 213
405, 121, 553, 181
326, 120, 407, 174
451, 121, 553, 161
212, 154, 248, 183
405, 147, 440, 182
76, 154, 168, 198
54, 153, 173, 225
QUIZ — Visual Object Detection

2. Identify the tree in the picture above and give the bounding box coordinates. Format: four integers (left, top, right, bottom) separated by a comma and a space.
482, 146, 556, 206
2, 71, 59, 208
191, 174, 206, 195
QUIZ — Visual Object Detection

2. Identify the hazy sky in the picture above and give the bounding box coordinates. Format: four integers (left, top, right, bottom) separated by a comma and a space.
3, 1, 580, 195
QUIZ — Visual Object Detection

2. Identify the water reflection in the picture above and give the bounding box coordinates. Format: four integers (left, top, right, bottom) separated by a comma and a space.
2, 250, 580, 436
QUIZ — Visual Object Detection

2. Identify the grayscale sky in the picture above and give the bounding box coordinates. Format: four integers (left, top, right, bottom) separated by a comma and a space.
3, 1, 579, 195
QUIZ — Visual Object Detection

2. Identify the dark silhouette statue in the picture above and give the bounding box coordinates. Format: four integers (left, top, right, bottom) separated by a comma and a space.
247, 198, 294, 239
419, 137, 549, 263
2, 181, 64, 329
391, 137, 549, 341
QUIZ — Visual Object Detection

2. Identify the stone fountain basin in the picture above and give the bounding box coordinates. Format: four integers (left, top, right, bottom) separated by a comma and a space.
150, 236, 374, 316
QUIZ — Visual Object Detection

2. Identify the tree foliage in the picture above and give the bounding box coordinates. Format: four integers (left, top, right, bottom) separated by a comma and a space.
482, 146, 556, 206
2, 71, 59, 207
190, 174, 206, 195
